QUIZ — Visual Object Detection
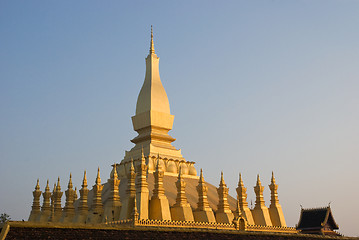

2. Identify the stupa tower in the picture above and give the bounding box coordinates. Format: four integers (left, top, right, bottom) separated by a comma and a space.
268, 172, 286, 227
252, 174, 272, 226
28, 179, 42, 221
119, 26, 196, 177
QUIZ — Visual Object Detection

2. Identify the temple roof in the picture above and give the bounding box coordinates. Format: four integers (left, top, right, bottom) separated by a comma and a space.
297, 207, 339, 230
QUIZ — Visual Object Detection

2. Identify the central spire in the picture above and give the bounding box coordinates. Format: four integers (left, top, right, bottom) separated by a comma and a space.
150, 25, 155, 55
135, 26, 170, 115
119, 27, 197, 178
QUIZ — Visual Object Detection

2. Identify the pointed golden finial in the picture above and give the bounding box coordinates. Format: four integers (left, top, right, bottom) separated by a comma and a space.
56, 177, 61, 191
199, 168, 204, 180
82, 171, 87, 187
256, 174, 261, 186
96, 167, 101, 185
220, 171, 225, 185
35, 178, 40, 190
271, 171, 276, 184
68, 173, 73, 189
45, 179, 50, 191
238, 173, 244, 186
112, 163, 118, 179
150, 25, 155, 54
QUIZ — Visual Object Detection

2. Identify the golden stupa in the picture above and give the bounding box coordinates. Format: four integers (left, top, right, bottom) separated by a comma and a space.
24, 27, 295, 234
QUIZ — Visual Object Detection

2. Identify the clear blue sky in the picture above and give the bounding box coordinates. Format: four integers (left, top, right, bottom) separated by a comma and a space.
1, 0, 358, 236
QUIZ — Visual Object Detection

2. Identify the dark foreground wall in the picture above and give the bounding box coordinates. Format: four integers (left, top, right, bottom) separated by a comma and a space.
2, 227, 358, 240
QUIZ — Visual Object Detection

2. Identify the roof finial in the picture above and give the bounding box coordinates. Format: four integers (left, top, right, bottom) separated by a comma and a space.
219, 171, 226, 186
199, 168, 204, 181
35, 178, 40, 190
68, 173, 73, 189
238, 172, 244, 186
112, 163, 118, 179
130, 157, 135, 172
256, 174, 261, 186
96, 167, 101, 185
150, 25, 155, 54
271, 171, 276, 184
45, 179, 50, 192
82, 171, 87, 187
56, 177, 61, 191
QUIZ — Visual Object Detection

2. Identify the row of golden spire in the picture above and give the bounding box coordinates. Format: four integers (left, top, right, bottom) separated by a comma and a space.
29, 149, 283, 225
33, 169, 277, 201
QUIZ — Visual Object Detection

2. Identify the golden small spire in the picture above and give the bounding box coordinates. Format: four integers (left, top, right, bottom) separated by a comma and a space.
220, 171, 226, 186
196, 168, 212, 215
45, 179, 50, 192
35, 178, 40, 191
29, 178, 42, 222
82, 171, 87, 187
112, 163, 118, 179
238, 173, 244, 187
254, 174, 266, 209
269, 171, 279, 207
199, 168, 204, 181
96, 167, 101, 185
271, 171, 276, 184
149, 25, 155, 54
56, 177, 61, 192
256, 174, 262, 186
68, 173, 73, 189
216, 171, 231, 220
